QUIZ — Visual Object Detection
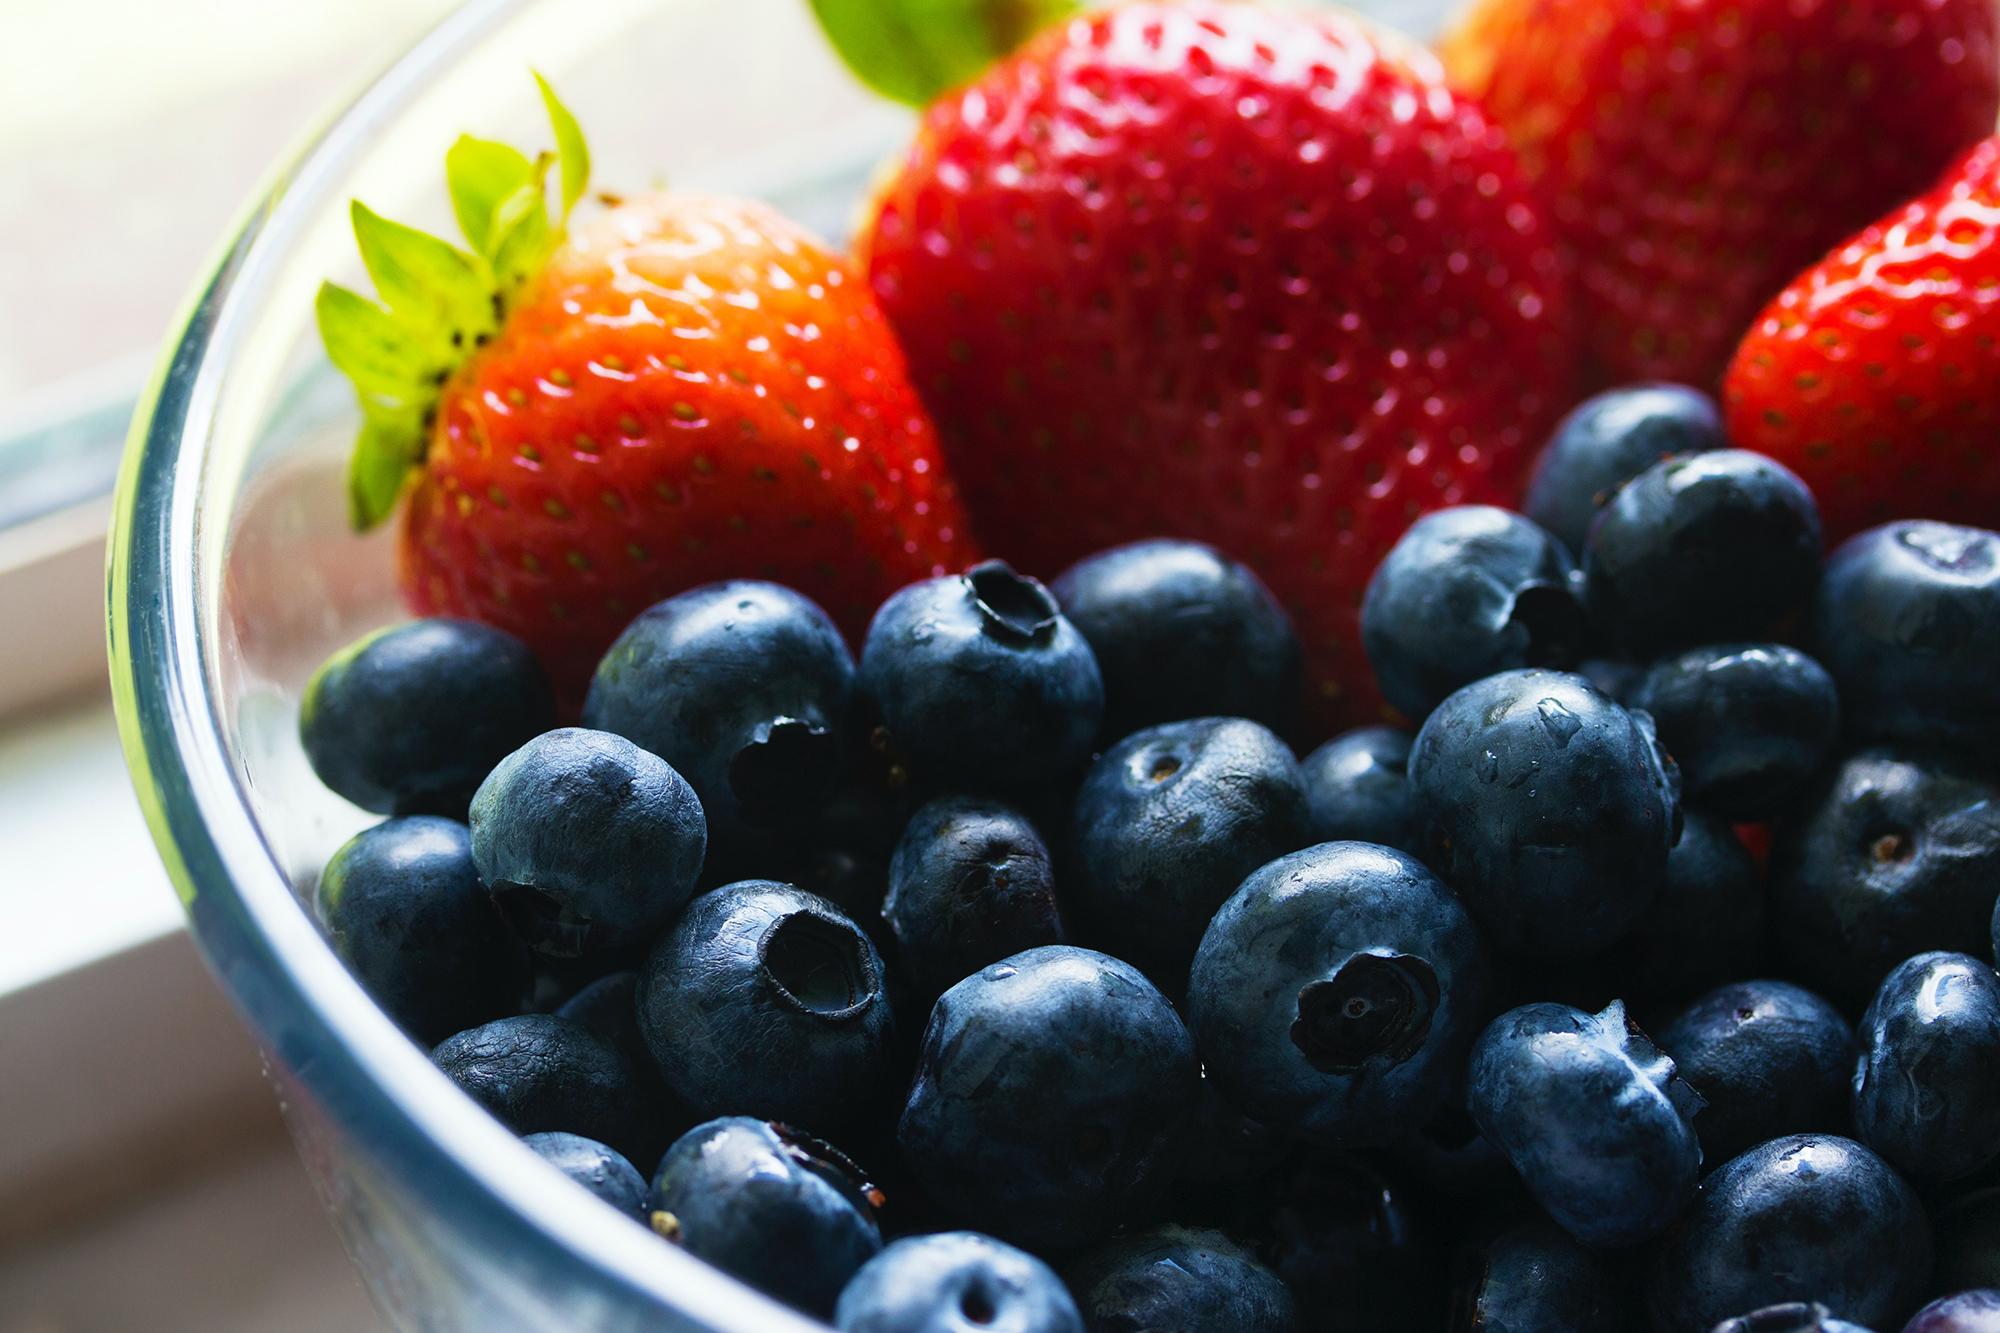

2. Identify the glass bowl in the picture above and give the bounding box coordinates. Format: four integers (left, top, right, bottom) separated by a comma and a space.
108, 0, 1447, 1327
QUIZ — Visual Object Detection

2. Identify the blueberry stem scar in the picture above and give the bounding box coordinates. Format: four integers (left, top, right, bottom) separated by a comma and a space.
1291, 952, 1439, 1072
967, 560, 1060, 645
760, 910, 878, 1019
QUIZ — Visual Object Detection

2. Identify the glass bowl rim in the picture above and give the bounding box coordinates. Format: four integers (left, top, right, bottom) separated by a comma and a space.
106, 2, 837, 1328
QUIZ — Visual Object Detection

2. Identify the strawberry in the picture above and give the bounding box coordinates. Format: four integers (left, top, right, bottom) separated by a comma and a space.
859, 2, 1577, 728
1440, 0, 2000, 389
317, 79, 976, 705
1723, 135, 2000, 542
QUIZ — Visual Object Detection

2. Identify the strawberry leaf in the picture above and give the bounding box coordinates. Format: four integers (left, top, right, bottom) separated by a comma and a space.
446, 134, 536, 260
322, 74, 594, 532
314, 281, 439, 411
809, 0, 1078, 106
489, 165, 554, 295
350, 201, 498, 351
534, 71, 590, 220
347, 406, 428, 530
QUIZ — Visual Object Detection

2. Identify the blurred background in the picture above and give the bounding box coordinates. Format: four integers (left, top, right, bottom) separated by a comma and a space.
0, 0, 1457, 1329
0, 4, 452, 1329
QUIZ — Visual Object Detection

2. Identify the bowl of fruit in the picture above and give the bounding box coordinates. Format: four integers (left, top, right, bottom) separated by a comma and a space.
109, 0, 2000, 1329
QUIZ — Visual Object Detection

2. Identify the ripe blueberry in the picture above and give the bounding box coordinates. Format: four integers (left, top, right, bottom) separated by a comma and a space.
1584, 450, 1821, 657
860, 561, 1103, 790
898, 946, 1198, 1251
1069, 716, 1310, 993
1051, 538, 1300, 739
638, 880, 893, 1137
1523, 383, 1725, 553
648, 1117, 882, 1317
300, 618, 553, 817
1854, 952, 2000, 1182
834, 1231, 1082, 1333
883, 796, 1063, 1003
1410, 669, 1681, 957
315, 815, 529, 1044
469, 728, 706, 959
1816, 521, 2000, 760
1362, 505, 1586, 721
1468, 1000, 1703, 1248
1189, 841, 1489, 1144
584, 581, 854, 843
1645, 1135, 1930, 1333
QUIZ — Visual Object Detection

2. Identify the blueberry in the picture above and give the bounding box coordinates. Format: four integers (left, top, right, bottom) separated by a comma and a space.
315, 816, 529, 1044
431, 1013, 650, 1165
1410, 668, 1681, 957
1631, 644, 1841, 819
1584, 450, 1821, 656
553, 970, 643, 1044
1449, 1216, 1632, 1332
554, 970, 689, 1166
467, 728, 706, 959
1816, 522, 2000, 759
1658, 980, 1855, 1166
1591, 811, 1766, 1005
1468, 1000, 1703, 1247
884, 796, 1064, 1001
1248, 1151, 1431, 1333
1854, 952, 2000, 1182
1299, 726, 1418, 854
1645, 1135, 1932, 1333
1708, 1303, 1878, 1333
1167, 1079, 1293, 1224
1523, 383, 1726, 552
1770, 750, 2000, 1006
834, 1231, 1083, 1333
521, 1131, 648, 1220
1188, 841, 1489, 1143
648, 1117, 882, 1317
1360, 506, 1586, 720
898, 946, 1198, 1251
860, 561, 1104, 790
638, 881, 893, 1137
583, 581, 854, 843
1050, 539, 1300, 738
1905, 1290, 2000, 1333
299, 618, 554, 817
1066, 1225, 1297, 1333
1069, 718, 1311, 992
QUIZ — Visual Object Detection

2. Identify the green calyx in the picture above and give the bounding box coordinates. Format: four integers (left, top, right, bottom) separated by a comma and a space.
809, 0, 1080, 107
316, 73, 591, 531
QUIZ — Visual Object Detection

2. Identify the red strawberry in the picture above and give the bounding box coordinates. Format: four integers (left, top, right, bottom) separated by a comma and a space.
1723, 135, 2000, 541
1441, 0, 2000, 389
1736, 822, 1772, 871
318, 82, 976, 704
860, 2, 1577, 728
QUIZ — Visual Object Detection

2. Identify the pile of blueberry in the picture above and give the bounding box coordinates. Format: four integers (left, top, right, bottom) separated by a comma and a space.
301, 384, 2000, 1333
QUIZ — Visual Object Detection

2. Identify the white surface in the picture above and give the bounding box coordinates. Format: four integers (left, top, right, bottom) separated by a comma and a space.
0, 1132, 383, 1333
0, 696, 182, 995
0, 0, 458, 1319
0, 930, 383, 1331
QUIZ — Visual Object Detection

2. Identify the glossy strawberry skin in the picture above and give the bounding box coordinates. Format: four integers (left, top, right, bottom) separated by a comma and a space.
863, 2, 1577, 727
1443, 0, 2000, 390
401, 194, 979, 703
1724, 136, 2000, 542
